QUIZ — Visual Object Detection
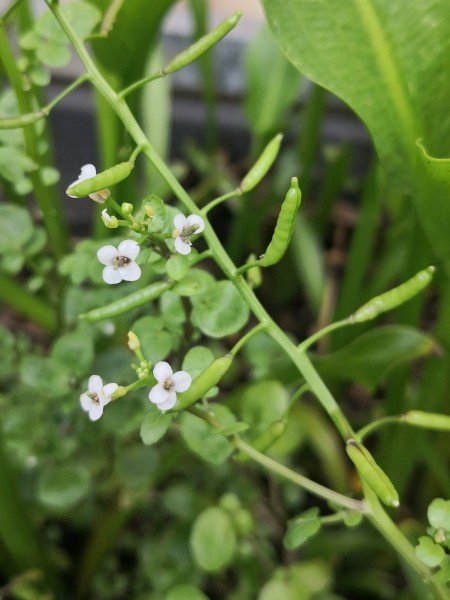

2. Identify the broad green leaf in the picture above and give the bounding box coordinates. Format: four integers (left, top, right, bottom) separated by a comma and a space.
182, 346, 215, 378
283, 507, 322, 550
166, 254, 189, 281
240, 380, 289, 435
191, 507, 237, 572
131, 315, 174, 362
37, 40, 72, 68
244, 27, 300, 136
38, 464, 90, 509
313, 325, 435, 390
0, 148, 36, 184
415, 536, 446, 568
140, 408, 173, 445
0, 204, 33, 253
20, 356, 71, 397
172, 269, 215, 297
160, 290, 185, 328
180, 405, 235, 464
191, 281, 249, 338
51, 330, 94, 378
166, 585, 209, 600
428, 499, 450, 532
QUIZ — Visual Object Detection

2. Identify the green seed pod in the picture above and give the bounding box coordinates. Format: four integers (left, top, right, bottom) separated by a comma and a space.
164, 11, 242, 75
346, 440, 399, 508
402, 411, 450, 431
67, 161, 134, 197
351, 266, 435, 323
0, 110, 45, 130
260, 177, 302, 267
79, 281, 171, 321
239, 133, 283, 193
172, 354, 233, 411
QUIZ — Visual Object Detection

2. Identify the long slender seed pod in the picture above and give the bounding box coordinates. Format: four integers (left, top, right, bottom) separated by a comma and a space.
239, 133, 283, 193
79, 281, 171, 321
260, 177, 302, 267
402, 411, 450, 431
67, 161, 134, 197
0, 110, 46, 129
172, 354, 233, 411
346, 440, 399, 508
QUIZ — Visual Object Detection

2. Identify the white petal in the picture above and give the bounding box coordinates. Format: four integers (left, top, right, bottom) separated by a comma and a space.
172, 371, 192, 393
157, 391, 177, 411
174, 213, 188, 231
118, 239, 140, 261
119, 262, 141, 282
97, 245, 118, 266
80, 393, 92, 412
103, 266, 122, 285
102, 383, 118, 399
186, 214, 205, 234
88, 375, 103, 394
79, 164, 97, 180
153, 361, 173, 382
149, 384, 170, 404
174, 237, 192, 255
101, 209, 112, 224
88, 404, 104, 421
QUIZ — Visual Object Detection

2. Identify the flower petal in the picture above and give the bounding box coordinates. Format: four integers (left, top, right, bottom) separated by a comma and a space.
88, 404, 104, 421
174, 213, 187, 232
153, 361, 173, 382
174, 237, 191, 255
80, 393, 92, 412
118, 239, 140, 261
97, 244, 118, 265
119, 261, 141, 282
88, 375, 103, 394
102, 266, 122, 285
157, 391, 177, 411
186, 214, 205, 234
102, 383, 118, 399
66, 164, 97, 197
149, 384, 170, 404
172, 370, 192, 393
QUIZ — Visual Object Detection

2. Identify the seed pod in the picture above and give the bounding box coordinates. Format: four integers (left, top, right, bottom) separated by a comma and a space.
79, 281, 171, 321
172, 354, 233, 411
239, 134, 283, 193
67, 161, 134, 197
351, 266, 435, 323
402, 411, 450, 431
260, 177, 302, 267
0, 110, 45, 129
164, 11, 242, 75
346, 439, 399, 508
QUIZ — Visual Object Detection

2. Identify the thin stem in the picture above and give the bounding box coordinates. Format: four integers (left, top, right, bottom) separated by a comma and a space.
235, 260, 260, 276
189, 406, 366, 513
230, 322, 267, 356
298, 318, 350, 352
357, 416, 404, 441
0, 0, 25, 22
202, 189, 240, 214
287, 383, 310, 410
321, 511, 348, 525
130, 143, 147, 163
44, 74, 89, 114
99, 0, 125, 37
190, 249, 213, 266
119, 72, 165, 99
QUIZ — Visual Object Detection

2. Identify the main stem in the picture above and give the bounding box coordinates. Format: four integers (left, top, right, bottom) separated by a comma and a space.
47, 6, 449, 595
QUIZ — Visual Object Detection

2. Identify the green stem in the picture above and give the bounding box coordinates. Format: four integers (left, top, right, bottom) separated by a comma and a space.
0, 23, 68, 258
44, 74, 89, 114
230, 322, 267, 356
357, 416, 404, 440
298, 318, 350, 352
189, 406, 366, 512
202, 189, 240, 215
0, 0, 25, 22
118, 71, 165, 99
235, 260, 260, 276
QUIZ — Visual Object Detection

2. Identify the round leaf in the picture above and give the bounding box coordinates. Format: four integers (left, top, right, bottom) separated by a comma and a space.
191, 507, 237, 572
0, 203, 33, 252
166, 585, 208, 600
283, 508, 322, 550
38, 464, 90, 509
166, 254, 189, 281
428, 498, 450, 532
416, 536, 446, 568
191, 281, 249, 338
140, 409, 173, 445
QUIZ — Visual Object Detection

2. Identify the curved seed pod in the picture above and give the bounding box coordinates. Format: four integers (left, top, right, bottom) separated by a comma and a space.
351, 266, 435, 323
164, 11, 242, 74
260, 177, 302, 267
239, 133, 283, 193
403, 411, 450, 431
0, 110, 45, 130
79, 281, 171, 321
172, 354, 233, 412
67, 161, 134, 197
346, 440, 399, 508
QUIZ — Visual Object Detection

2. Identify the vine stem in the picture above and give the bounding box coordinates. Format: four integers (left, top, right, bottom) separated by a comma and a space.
46, 6, 450, 595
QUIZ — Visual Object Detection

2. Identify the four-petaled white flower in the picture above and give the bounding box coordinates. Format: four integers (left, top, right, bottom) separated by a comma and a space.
149, 361, 192, 411
80, 375, 118, 421
172, 213, 205, 255
66, 164, 109, 203
97, 239, 141, 284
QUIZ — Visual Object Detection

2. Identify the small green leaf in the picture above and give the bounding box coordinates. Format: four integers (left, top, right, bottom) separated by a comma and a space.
166, 254, 189, 281
38, 464, 90, 509
191, 280, 249, 338
40, 166, 60, 186
166, 585, 209, 600
172, 269, 215, 296
145, 195, 166, 232
182, 346, 215, 378
283, 507, 322, 550
416, 536, 446, 568
37, 41, 71, 68
131, 315, 173, 362
180, 405, 235, 464
51, 330, 94, 378
428, 499, 450, 532
240, 380, 289, 435
30, 65, 51, 87
191, 507, 237, 572
140, 409, 173, 445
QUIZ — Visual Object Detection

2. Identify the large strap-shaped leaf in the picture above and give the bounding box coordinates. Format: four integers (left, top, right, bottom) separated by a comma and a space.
260, 0, 450, 259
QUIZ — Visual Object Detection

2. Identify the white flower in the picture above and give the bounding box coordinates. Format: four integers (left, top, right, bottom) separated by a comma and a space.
80, 375, 118, 421
172, 213, 205, 255
101, 209, 118, 228
149, 361, 192, 411
97, 239, 141, 285
66, 164, 109, 203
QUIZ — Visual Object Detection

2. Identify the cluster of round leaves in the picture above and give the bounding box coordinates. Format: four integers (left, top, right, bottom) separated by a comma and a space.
415, 498, 450, 583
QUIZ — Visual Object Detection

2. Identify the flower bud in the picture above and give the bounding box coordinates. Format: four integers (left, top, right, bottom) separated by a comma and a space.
122, 202, 133, 215
127, 331, 140, 350
101, 209, 118, 228
144, 205, 154, 218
